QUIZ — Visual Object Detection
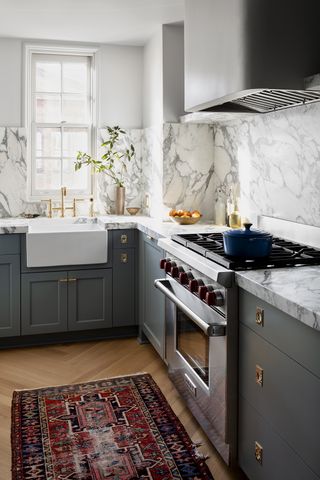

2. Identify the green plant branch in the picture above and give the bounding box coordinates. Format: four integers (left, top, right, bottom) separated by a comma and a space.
74, 125, 135, 188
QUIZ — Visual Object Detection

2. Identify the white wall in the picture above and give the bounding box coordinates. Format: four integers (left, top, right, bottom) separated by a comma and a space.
0, 38, 143, 128
99, 44, 143, 128
142, 28, 163, 127
0, 39, 22, 126
163, 24, 185, 122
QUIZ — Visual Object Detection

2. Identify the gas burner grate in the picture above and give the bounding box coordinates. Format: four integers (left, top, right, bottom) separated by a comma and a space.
171, 233, 320, 270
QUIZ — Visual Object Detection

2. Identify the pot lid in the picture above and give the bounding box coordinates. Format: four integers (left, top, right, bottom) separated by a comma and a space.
224, 223, 272, 239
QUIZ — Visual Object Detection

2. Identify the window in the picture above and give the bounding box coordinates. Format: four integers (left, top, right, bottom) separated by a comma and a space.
25, 46, 98, 199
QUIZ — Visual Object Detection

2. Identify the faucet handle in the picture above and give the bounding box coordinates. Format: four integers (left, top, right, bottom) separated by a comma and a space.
72, 198, 84, 217
41, 199, 52, 218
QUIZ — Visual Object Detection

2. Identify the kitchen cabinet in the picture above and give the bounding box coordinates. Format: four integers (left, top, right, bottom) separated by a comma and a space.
21, 269, 112, 335
0, 235, 21, 338
238, 289, 320, 479
139, 232, 165, 358
113, 247, 136, 327
0, 255, 20, 337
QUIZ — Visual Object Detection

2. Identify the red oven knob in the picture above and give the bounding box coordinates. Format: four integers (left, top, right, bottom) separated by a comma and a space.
179, 272, 189, 284
165, 261, 176, 273
198, 285, 208, 300
171, 266, 179, 278
206, 290, 224, 307
160, 258, 170, 269
189, 279, 199, 292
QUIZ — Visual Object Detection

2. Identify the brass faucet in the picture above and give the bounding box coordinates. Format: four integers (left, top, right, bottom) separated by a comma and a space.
43, 187, 83, 218
52, 186, 67, 217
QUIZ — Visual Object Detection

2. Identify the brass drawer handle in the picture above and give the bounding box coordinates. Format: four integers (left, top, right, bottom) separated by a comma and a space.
256, 307, 264, 326
120, 234, 128, 244
256, 365, 264, 387
68, 278, 77, 282
255, 441, 263, 464
121, 253, 128, 263
59, 278, 68, 283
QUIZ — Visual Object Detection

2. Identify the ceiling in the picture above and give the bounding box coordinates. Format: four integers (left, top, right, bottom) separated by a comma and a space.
0, 0, 184, 45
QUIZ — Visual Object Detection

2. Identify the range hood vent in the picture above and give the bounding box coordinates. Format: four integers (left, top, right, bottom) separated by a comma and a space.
185, 0, 320, 114
204, 89, 320, 114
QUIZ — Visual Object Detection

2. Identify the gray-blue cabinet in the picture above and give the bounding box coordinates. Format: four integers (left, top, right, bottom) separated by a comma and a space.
21, 269, 112, 335
21, 272, 68, 335
113, 248, 136, 327
139, 233, 165, 358
68, 269, 112, 331
0, 254, 20, 337
238, 289, 320, 480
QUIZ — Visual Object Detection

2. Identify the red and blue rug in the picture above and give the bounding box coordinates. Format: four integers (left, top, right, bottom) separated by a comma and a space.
12, 373, 213, 479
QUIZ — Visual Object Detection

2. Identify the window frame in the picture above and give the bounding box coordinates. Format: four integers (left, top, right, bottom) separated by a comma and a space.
24, 44, 99, 201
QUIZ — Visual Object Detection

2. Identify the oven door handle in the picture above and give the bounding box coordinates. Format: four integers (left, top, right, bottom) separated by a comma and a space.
154, 279, 226, 337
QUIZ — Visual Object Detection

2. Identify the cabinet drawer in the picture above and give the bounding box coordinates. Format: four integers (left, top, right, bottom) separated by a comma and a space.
240, 324, 320, 475
239, 289, 320, 379
239, 396, 319, 480
113, 230, 136, 249
0, 234, 20, 255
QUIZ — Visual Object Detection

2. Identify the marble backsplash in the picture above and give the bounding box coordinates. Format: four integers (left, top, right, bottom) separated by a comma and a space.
213, 101, 320, 227
1, 100, 320, 228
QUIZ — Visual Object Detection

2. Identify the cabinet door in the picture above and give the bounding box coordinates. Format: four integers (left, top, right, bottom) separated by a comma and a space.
0, 255, 20, 337
141, 235, 165, 358
21, 272, 68, 335
113, 249, 136, 327
67, 269, 112, 331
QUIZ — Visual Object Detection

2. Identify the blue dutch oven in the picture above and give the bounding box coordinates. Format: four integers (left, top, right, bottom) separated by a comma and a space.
223, 223, 273, 258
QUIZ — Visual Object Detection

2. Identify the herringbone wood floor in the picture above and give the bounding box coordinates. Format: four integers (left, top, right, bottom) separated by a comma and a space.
0, 338, 245, 479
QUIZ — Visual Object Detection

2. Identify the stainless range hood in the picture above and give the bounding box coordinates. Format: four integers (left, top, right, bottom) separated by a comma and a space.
185, 0, 320, 114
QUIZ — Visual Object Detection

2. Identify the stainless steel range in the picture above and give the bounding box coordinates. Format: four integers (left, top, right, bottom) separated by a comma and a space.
155, 220, 320, 466
155, 255, 238, 466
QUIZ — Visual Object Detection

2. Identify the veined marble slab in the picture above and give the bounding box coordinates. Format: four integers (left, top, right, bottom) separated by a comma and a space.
236, 268, 320, 332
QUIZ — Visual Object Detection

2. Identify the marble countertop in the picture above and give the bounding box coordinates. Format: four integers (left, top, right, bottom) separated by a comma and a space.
1, 215, 320, 331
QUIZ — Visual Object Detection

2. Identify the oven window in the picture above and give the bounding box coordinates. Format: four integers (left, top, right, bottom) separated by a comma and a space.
176, 309, 209, 386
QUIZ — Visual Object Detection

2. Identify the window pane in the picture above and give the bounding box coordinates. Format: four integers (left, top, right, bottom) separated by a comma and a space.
35, 62, 61, 92
35, 159, 61, 190
62, 158, 89, 190
63, 128, 88, 157
36, 128, 61, 157
63, 61, 88, 93
35, 94, 61, 123
62, 95, 88, 123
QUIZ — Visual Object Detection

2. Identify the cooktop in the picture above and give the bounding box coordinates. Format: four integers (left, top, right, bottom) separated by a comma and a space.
172, 232, 320, 270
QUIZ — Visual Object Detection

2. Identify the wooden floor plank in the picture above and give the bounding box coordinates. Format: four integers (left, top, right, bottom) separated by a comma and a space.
0, 338, 245, 479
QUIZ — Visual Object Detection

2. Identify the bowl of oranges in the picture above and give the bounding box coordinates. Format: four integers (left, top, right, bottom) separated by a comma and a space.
169, 209, 202, 225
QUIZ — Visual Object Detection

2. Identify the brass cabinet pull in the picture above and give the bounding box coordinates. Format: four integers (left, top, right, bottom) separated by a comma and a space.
256, 365, 264, 387
256, 307, 264, 326
59, 278, 68, 283
120, 253, 128, 263
120, 234, 128, 244
255, 441, 263, 464
68, 278, 77, 282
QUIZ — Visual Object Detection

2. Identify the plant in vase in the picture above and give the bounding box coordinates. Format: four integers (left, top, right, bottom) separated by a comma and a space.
75, 125, 135, 214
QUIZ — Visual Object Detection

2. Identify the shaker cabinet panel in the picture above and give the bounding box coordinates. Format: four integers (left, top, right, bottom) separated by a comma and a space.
238, 396, 319, 480
21, 272, 68, 335
113, 249, 136, 327
239, 323, 320, 476
0, 255, 20, 337
67, 269, 112, 331
140, 233, 165, 358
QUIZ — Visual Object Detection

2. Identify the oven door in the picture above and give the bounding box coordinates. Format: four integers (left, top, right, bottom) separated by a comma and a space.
154, 278, 230, 463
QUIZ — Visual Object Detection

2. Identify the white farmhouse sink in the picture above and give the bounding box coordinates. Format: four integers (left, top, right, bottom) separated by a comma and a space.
26, 219, 108, 267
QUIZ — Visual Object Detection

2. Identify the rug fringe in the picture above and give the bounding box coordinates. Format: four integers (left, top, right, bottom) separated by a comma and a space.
13, 372, 150, 392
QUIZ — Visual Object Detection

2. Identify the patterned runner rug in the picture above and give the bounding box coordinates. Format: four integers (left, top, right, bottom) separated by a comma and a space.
12, 373, 214, 479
